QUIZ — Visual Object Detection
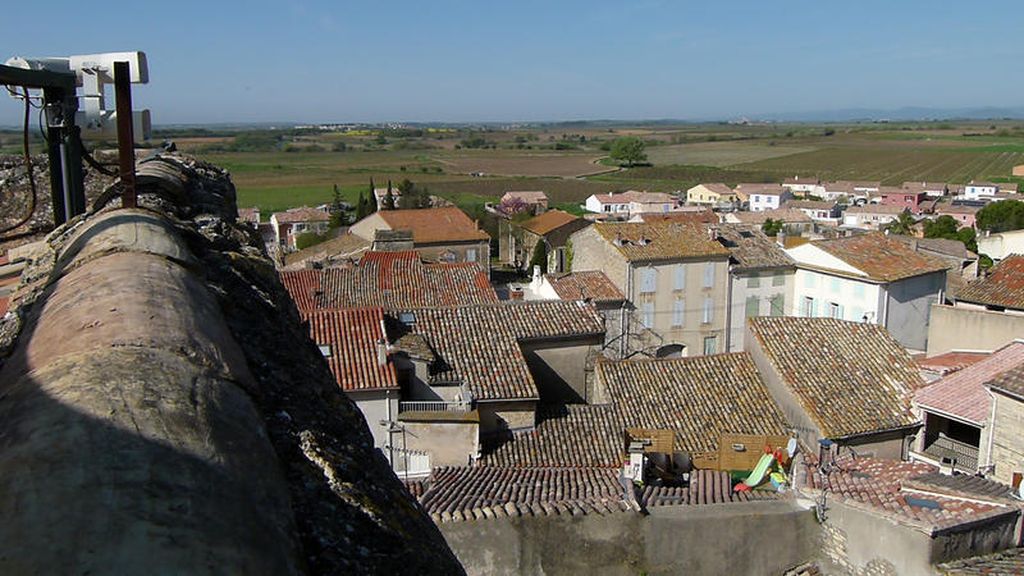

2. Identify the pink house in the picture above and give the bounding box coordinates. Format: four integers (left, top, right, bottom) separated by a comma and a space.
880, 186, 929, 214
933, 204, 980, 229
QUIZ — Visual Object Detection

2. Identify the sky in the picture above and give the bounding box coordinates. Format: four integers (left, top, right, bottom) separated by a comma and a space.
1, 1, 1022, 125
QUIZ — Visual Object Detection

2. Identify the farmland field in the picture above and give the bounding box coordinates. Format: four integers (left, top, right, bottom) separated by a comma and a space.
431, 151, 612, 177
735, 147, 1024, 184
646, 141, 816, 167
172, 120, 1024, 220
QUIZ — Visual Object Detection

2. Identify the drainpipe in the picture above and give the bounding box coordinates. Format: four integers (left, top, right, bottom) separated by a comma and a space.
725, 265, 733, 352
984, 387, 997, 473
385, 389, 394, 472
880, 285, 890, 328
622, 263, 633, 359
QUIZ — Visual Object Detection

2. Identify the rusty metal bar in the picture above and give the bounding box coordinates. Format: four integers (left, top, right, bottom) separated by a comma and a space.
113, 61, 136, 208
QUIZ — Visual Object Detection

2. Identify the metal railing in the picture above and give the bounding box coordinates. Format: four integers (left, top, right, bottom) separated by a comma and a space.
923, 434, 979, 472
398, 400, 471, 413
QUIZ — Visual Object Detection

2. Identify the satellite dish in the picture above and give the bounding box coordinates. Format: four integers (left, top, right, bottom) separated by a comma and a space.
786, 438, 798, 457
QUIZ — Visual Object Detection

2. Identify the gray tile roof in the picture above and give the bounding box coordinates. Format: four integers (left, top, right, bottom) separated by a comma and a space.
714, 225, 795, 271
482, 353, 790, 465
748, 317, 922, 439
938, 547, 1024, 575
389, 301, 605, 401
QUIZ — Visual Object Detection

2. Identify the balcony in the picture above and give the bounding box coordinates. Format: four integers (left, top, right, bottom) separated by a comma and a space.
398, 400, 471, 414
921, 434, 979, 473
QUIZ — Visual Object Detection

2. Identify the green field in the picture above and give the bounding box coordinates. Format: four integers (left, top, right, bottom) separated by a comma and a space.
171, 121, 1024, 220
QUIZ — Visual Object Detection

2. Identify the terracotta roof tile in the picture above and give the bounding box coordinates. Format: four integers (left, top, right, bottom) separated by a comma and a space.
748, 317, 922, 439
843, 204, 908, 215
592, 221, 730, 262
483, 353, 790, 466
729, 209, 812, 225
390, 301, 604, 401
635, 210, 718, 225
416, 467, 778, 522
916, 351, 991, 376
502, 191, 548, 203
376, 207, 490, 244
520, 210, 582, 236
735, 183, 787, 196
305, 308, 398, 392
957, 254, 1024, 310
800, 457, 1014, 532
915, 341, 1024, 425
280, 251, 497, 312
810, 232, 948, 282
544, 271, 625, 303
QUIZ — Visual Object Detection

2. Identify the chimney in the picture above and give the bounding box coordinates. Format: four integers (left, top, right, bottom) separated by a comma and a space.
614, 232, 623, 247
532, 265, 542, 287
708, 225, 718, 241
376, 338, 388, 366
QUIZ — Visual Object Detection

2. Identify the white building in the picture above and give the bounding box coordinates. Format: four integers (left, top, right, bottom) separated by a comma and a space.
783, 176, 824, 197
746, 186, 793, 212
584, 191, 677, 218
786, 233, 948, 351
978, 229, 1024, 262
842, 205, 907, 230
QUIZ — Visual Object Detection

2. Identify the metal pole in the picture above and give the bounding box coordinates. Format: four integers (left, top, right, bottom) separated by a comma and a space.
113, 61, 136, 208
42, 87, 67, 225
59, 141, 72, 223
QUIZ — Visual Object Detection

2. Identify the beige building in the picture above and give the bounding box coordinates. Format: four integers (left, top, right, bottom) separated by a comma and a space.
986, 366, 1024, 487
686, 183, 737, 208
1014, 164, 1024, 177
569, 221, 731, 358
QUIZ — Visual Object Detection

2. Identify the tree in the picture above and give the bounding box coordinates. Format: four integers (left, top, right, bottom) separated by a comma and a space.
977, 199, 1024, 233
397, 179, 431, 209
367, 178, 378, 214
355, 190, 368, 221
924, 214, 978, 253
762, 218, 783, 236
884, 211, 915, 235
329, 184, 347, 228
529, 240, 549, 274
609, 137, 647, 167
382, 179, 396, 210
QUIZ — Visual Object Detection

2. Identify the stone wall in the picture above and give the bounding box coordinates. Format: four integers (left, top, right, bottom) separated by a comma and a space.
989, 390, 1024, 486
438, 501, 819, 576
926, 304, 1024, 356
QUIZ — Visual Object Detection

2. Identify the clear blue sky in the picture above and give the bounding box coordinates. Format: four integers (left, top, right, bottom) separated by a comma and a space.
1, 0, 1022, 125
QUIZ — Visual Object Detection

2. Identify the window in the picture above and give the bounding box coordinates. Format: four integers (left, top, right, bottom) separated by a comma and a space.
753, 195, 761, 203
745, 296, 760, 318
399, 311, 416, 325
827, 302, 842, 319
801, 296, 815, 317
830, 276, 841, 293
466, 248, 477, 263
641, 302, 655, 327
702, 297, 714, 324
772, 274, 785, 287
770, 294, 784, 316
640, 267, 657, 293
672, 299, 685, 327
674, 264, 686, 290
703, 336, 718, 356
703, 262, 715, 288
318, 344, 332, 357
748, 274, 761, 288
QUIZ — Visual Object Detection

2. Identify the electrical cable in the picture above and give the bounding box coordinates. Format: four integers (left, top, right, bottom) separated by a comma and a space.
76, 131, 117, 177
0, 86, 38, 239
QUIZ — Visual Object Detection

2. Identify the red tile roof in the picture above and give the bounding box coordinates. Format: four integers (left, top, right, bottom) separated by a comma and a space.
800, 457, 1014, 532
811, 232, 949, 282
416, 467, 777, 522
376, 207, 490, 244
916, 351, 991, 377
957, 254, 1024, 310
280, 251, 497, 312
748, 317, 922, 439
305, 307, 398, 392
915, 341, 1024, 425
237, 207, 260, 223
519, 210, 581, 236
544, 271, 624, 303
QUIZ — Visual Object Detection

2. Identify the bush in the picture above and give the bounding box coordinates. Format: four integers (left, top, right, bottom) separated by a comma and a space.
295, 232, 328, 250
